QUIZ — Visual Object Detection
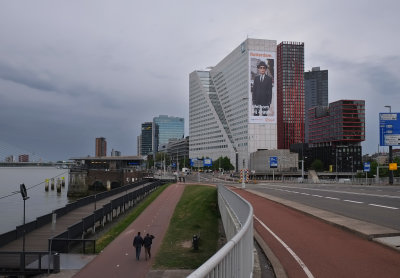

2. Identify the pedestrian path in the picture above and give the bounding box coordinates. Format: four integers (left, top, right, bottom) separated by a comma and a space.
73, 183, 185, 278
0, 182, 151, 253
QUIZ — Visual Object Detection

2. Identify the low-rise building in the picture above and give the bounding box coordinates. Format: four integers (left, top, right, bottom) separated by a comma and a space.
249, 149, 298, 173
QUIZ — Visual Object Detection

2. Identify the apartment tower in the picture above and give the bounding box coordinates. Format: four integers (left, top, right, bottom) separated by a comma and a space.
277, 41, 305, 149
304, 67, 328, 142
95, 137, 107, 157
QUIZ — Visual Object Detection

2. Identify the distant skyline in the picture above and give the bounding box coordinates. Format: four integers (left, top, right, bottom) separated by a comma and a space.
0, 1, 399, 161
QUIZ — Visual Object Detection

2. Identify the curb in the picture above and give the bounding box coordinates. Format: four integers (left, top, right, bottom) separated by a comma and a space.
254, 230, 288, 278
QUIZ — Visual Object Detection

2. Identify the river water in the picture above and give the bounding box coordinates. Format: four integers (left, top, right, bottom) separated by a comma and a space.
0, 167, 71, 235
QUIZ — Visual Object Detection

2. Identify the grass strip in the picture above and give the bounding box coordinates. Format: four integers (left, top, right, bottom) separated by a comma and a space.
154, 185, 219, 269
95, 183, 170, 253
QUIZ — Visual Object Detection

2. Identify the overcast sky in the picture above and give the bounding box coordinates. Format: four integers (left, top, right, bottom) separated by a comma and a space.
0, 0, 399, 161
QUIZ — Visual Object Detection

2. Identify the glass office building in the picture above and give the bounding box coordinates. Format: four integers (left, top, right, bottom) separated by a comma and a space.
140, 122, 153, 156
153, 115, 184, 153
189, 38, 277, 170
304, 67, 328, 143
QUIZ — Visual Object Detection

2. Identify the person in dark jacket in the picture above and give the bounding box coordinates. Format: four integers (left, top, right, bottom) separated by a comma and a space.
143, 233, 155, 260
251, 61, 272, 115
133, 232, 144, 261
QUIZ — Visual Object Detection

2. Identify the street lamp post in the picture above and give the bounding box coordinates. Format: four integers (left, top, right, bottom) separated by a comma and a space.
385, 105, 394, 185
242, 159, 246, 188
94, 177, 97, 211
20, 183, 29, 271
301, 159, 305, 182
335, 147, 338, 181
350, 156, 354, 181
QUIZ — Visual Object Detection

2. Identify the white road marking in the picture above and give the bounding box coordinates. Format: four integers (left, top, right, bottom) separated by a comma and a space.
325, 197, 340, 200
312, 194, 323, 197
344, 200, 364, 204
300, 193, 311, 196
369, 204, 399, 210
254, 215, 315, 278
267, 184, 400, 199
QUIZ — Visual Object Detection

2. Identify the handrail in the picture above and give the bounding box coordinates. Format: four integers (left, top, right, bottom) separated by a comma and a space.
188, 185, 253, 278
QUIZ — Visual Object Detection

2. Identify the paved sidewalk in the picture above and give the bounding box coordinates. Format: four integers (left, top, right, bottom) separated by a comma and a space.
67, 183, 186, 278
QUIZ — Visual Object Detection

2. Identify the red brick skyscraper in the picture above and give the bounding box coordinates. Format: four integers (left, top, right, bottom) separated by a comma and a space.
277, 41, 305, 149
95, 137, 107, 157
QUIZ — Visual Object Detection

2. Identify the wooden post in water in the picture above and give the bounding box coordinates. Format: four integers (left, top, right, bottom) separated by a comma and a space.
56, 178, 61, 193
45, 179, 49, 191
51, 178, 55, 190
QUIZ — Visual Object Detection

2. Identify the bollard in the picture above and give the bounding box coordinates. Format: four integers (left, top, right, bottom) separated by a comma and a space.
192, 235, 199, 250
51, 178, 55, 190
56, 178, 61, 193
61, 177, 65, 187
45, 179, 49, 191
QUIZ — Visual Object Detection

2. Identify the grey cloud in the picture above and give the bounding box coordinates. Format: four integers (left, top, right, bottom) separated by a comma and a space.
360, 57, 400, 96
0, 61, 58, 93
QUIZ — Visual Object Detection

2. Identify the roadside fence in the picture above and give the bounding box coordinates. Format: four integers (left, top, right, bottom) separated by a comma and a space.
188, 184, 253, 278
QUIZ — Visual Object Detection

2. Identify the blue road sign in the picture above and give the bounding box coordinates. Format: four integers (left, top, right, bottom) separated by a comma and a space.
364, 162, 370, 172
203, 158, 212, 167
270, 156, 278, 168
190, 158, 203, 168
379, 113, 400, 146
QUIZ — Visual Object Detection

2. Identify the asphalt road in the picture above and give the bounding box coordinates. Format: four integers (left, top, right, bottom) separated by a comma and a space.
243, 183, 400, 231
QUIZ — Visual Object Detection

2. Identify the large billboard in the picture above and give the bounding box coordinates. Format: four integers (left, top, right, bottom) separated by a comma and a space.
249, 51, 276, 124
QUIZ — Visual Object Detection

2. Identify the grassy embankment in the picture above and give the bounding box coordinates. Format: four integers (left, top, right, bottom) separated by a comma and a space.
95, 183, 170, 252
153, 185, 220, 269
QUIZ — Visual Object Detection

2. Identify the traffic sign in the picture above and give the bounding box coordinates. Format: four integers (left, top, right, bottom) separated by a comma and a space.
190, 158, 203, 168
363, 162, 370, 172
203, 158, 212, 167
389, 163, 398, 171
270, 156, 278, 168
379, 113, 400, 146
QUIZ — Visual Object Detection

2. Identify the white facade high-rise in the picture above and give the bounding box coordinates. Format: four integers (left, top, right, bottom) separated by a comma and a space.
189, 38, 277, 170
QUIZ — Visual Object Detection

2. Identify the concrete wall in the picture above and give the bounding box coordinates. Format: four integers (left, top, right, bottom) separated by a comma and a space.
249, 149, 298, 172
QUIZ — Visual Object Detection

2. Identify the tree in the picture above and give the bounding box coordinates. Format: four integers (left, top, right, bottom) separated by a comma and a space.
310, 159, 324, 172
211, 156, 234, 171
146, 155, 154, 169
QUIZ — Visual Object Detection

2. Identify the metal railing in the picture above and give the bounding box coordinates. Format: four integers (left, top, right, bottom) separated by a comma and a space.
0, 180, 167, 276
188, 184, 253, 278
49, 180, 165, 252
0, 251, 59, 276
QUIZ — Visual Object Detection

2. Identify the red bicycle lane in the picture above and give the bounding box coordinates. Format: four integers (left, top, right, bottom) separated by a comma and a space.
232, 188, 400, 278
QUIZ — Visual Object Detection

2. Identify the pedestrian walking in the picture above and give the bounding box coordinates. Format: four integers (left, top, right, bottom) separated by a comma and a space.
143, 233, 155, 260
133, 232, 144, 261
